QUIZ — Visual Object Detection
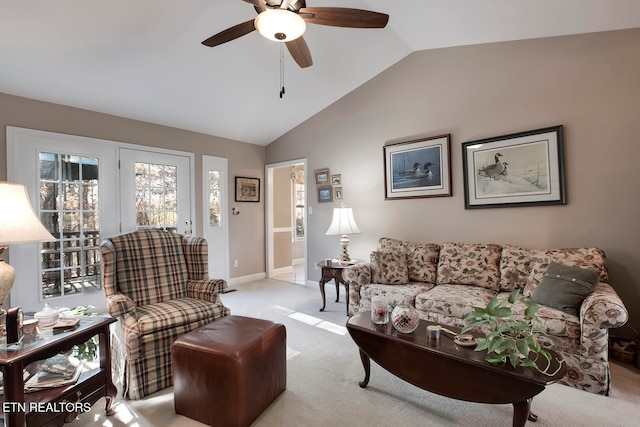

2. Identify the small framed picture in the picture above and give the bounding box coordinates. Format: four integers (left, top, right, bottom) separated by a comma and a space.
314, 169, 330, 185
462, 125, 566, 209
334, 187, 343, 200
317, 185, 333, 203
235, 176, 260, 202
331, 174, 342, 186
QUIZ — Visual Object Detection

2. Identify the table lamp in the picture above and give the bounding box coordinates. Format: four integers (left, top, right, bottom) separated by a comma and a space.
325, 203, 361, 264
0, 182, 56, 310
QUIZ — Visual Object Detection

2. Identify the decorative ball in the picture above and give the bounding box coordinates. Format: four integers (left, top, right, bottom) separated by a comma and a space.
391, 303, 419, 334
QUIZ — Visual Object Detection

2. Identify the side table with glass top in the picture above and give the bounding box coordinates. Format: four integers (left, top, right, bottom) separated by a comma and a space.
0, 315, 117, 427
317, 260, 361, 315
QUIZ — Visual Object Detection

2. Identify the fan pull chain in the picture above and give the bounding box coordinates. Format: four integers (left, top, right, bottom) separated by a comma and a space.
279, 44, 285, 98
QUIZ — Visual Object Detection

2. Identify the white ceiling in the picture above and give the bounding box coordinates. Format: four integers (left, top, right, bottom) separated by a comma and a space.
1, 1, 640, 146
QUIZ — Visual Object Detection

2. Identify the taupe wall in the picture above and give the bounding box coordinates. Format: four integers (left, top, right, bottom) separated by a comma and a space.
0, 92, 266, 279
266, 28, 640, 328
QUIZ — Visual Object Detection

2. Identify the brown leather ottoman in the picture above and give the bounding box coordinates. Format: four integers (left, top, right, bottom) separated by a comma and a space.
172, 315, 286, 427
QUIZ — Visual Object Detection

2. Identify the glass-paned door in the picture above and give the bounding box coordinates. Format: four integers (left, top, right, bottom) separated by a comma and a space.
7, 126, 118, 313
120, 149, 192, 235
39, 153, 102, 299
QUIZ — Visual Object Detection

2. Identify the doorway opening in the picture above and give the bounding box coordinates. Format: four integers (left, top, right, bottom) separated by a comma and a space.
266, 159, 307, 286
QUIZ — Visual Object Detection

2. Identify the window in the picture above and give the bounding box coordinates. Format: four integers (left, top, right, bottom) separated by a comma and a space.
208, 170, 221, 227
39, 153, 101, 299
294, 181, 304, 239
134, 162, 178, 231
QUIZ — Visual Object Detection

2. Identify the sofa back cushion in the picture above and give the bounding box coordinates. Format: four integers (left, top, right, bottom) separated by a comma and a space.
404, 242, 440, 283
377, 237, 406, 253
523, 247, 608, 298
436, 242, 502, 290
370, 251, 409, 285
499, 245, 609, 295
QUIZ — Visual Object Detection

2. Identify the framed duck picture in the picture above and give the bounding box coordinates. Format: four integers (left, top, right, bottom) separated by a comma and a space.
462, 125, 566, 209
383, 134, 452, 199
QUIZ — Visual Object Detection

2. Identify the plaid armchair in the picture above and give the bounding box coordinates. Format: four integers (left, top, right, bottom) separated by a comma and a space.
101, 229, 230, 399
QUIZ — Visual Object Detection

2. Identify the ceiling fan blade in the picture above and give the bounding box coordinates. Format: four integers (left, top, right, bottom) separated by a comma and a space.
280, 0, 291, 10
201, 20, 256, 47
300, 7, 389, 28
286, 37, 313, 68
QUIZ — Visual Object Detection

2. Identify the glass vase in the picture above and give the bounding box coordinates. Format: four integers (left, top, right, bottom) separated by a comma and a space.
391, 303, 419, 334
370, 296, 389, 325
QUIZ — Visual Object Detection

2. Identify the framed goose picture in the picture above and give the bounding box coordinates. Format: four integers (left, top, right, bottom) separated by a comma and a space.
462, 125, 566, 209
383, 134, 452, 199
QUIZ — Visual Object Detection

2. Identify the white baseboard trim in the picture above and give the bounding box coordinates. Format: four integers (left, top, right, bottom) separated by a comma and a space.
227, 272, 266, 287
292, 258, 305, 266
272, 266, 294, 276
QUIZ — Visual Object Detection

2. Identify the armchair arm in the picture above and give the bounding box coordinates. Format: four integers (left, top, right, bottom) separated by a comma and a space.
187, 279, 227, 302
580, 282, 629, 361
343, 263, 372, 316
106, 294, 137, 318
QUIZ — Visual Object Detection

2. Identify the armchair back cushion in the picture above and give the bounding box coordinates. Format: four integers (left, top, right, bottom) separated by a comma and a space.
106, 229, 188, 305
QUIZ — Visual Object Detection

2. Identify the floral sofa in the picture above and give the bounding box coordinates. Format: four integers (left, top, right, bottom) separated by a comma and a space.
343, 237, 629, 395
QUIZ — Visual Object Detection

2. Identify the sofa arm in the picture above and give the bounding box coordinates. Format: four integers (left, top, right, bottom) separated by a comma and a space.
343, 263, 372, 316
580, 282, 629, 361
187, 279, 227, 302
106, 294, 137, 318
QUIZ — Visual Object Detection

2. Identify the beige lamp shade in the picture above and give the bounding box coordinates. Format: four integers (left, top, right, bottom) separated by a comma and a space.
0, 182, 56, 306
325, 204, 361, 263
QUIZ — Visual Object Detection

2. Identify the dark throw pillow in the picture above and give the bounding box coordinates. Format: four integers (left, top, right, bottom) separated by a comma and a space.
531, 262, 601, 316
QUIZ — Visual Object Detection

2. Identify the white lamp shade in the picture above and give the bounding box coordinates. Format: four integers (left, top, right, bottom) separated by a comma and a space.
0, 182, 56, 246
255, 9, 306, 42
325, 207, 361, 236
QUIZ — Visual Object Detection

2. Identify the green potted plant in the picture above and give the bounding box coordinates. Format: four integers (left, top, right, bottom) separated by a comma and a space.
68, 306, 99, 365
461, 289, 564, 375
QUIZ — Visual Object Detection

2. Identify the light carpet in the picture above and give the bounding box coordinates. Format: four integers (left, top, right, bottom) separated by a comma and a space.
70, 279, 640, 427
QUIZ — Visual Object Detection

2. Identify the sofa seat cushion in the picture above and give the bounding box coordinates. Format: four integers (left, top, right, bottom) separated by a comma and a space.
360, 283, 435, 310
415, 284, 497, 319
134, 298, 228, 335
497, 292, 581, 340
436, 243, 502, 290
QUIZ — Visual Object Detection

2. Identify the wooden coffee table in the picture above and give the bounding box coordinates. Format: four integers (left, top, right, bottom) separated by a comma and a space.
347, 312, 565, 427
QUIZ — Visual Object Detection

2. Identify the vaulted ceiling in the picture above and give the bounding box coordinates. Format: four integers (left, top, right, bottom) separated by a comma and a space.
1, 1, 639, 146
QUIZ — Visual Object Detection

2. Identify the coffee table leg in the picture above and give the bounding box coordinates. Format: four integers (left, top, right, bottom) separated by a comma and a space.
358, 349, 371, 388
512, 398, 533, 427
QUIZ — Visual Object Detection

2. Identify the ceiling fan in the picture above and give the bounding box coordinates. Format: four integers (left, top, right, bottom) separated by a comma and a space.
201, 0, 389, 68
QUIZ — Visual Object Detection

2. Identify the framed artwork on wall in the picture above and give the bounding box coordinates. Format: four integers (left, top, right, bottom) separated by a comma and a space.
383, 134, 452, 199
331, 174, 342, 186
317, 185, 333, 203
314, 169, 330, 185
462, 125, 566, 209
334, 187, 343, 200
235, 176, 260, 202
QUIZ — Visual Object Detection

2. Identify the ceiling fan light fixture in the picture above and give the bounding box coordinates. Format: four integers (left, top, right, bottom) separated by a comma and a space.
255, 9, 306, 42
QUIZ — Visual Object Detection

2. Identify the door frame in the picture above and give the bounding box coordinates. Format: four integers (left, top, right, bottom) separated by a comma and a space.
265, 159, 307, 283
